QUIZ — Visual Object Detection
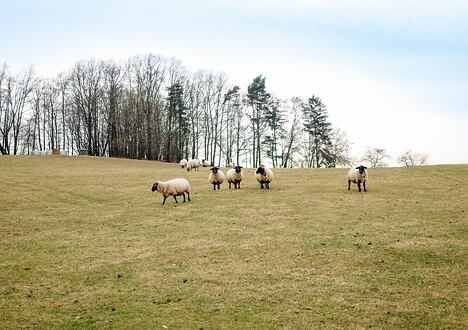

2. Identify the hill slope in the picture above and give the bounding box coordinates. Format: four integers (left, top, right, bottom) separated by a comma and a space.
1, 156, 467, 328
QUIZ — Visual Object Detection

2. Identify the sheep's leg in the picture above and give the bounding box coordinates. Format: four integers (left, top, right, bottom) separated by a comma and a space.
183, 194, 186, 202
229, 182, 232, 189
187, 193, 190, 202
358, 181, 362, 192
348, 180, 351, 190
173, 196, 178, 203
266, 182, 270, 189
237, 182, 240, 189
217, 183, 221, 190
162, 196, 167, 205
213, 184, 216, 190
260, 182, 264, 189
363, 182, 367, 192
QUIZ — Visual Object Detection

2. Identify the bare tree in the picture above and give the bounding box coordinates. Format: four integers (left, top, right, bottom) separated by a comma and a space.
362, 147, 390, 167
280, 97, 302, 168
0, 66, 37, 155
397, 149, 428, 166
327, 127, 352, 167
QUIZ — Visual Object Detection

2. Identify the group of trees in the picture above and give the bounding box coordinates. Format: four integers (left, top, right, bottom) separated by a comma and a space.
0, 53, 427, 168
362, 147, 428, 167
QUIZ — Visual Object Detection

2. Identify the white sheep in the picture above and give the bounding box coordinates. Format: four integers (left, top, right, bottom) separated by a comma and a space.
208, 166, 225, 190
180, 159, 188, 169
347, 165, 368, 192
226, 165, 243, 189
255, 165, 274, 189
151, 178, 191, 205
226, 162, 235, 168
202, 159, 210, 167
186, 159, 200, 172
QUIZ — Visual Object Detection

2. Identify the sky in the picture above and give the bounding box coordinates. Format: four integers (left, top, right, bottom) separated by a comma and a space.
1, 0, 467, 165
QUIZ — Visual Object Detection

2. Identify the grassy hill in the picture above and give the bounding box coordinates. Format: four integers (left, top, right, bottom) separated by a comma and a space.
1, 156, 466, 328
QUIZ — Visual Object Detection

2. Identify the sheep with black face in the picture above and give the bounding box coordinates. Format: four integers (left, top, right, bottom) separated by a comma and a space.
151, 178, 191, 205
208, 166, 225, 190
226, 165, 243, 189
347, 165, 368, 192
255, 165, 274, 189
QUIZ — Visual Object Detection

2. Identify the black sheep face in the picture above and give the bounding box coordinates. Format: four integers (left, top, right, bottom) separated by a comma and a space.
235, 165, 242, 173
151, 182, 158, 192
210, 167, 219, 174
256, 166, 265, 175
355, 165, 367, 174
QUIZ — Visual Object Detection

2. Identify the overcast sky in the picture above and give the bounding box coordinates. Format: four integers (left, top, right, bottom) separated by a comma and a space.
1, 0, 467, 165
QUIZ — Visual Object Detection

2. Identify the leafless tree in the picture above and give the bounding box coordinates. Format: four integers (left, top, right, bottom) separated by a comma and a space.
397, 149, 428, 166
362, 147, 390, 167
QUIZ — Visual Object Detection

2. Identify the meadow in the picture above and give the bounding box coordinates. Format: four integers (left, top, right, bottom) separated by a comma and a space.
0, 156, 466, 329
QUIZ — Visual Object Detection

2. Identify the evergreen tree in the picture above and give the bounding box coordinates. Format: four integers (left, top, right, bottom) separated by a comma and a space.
166, 82, 188, 162
247, 75, 270, 167
302, 95, 332, 168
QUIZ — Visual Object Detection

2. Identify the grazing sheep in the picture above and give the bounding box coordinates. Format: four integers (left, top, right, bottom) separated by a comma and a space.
186, 159, 200, 172
202, 159, 210, 167
208, 166, 225, 190
180, 159, 188, 169
255, 165, 274, 189
151, 178, 191, 205
226, 165, 243, 189
347, 165, 367, 192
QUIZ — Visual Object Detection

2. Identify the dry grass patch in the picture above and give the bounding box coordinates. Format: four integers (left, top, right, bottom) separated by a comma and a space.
1, 156, 467, 328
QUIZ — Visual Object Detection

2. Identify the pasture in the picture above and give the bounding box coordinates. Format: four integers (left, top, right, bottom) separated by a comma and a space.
0, 156, 466, 328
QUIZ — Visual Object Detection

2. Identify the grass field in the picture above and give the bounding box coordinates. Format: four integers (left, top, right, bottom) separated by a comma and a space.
1, 156, 467, 329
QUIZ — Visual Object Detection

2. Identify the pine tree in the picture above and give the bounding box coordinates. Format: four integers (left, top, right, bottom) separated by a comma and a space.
166, 83, 188, 162
247, 75, 270, 167
302, 95, 332, 168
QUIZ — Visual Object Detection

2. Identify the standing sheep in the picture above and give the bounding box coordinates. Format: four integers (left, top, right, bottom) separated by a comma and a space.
151, 178, 191, 205
255, 165, 274, 189
347, 165, 367, 192
201, 159, 210, 167
226, 165, 243, 189
208, 166, 225, 190
186, 159, 200, 172
180, 159, 188, 169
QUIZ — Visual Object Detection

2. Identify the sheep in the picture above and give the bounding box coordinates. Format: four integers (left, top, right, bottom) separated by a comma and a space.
151, 178, 191, 205
186, 159, 200, 172
226, 162, 235, 168
255, 165, 274, 189
347, 165, 367, 192
180, 159, 188, 169
208, 166, 225, 190
226, 165, 243, 189
201, 159, 210, 167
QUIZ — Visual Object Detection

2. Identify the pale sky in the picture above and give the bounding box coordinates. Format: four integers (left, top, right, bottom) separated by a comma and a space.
1, 0, 467, 165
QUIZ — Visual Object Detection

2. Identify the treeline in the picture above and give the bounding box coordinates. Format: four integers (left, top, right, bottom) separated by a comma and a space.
0, 54, 352, 168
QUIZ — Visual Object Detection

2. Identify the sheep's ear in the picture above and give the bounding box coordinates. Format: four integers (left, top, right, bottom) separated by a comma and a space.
355, 166, 360, 169
363, 166, 367, 169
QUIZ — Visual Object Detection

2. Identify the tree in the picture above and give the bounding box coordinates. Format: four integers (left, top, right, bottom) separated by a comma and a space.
302, 95, 332, 168
326, 127, 352, 168
247, 75, 270, 167
263, 96, 285, 167
280, 97, 302, 168
165, 82, 188, 162
397, 149, 428, 166
362, 147, 390, 167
